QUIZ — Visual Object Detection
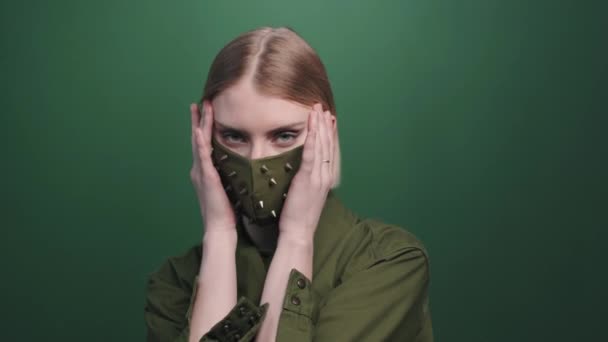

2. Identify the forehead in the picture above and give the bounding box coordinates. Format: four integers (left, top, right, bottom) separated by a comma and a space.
211, 81, 310, 129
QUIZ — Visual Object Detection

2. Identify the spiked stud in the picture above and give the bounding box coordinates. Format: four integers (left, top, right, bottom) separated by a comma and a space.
219, 154, 228, 161
283, 193, 287, 199
269, 178, 277, 186
239, 187, 247, 195
235, 200, 242, 208
227, 171, 237, 177
260, 165, 269, 173
271, 210, 277, 218
257, 200, 264, 209
284, 163, 293, 172
225, 185, 232, 192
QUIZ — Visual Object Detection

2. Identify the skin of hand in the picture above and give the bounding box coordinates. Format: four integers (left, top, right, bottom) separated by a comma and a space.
278, 103, 337, 242
188, 101, 239, 342
189, 101, 237, 232
254, 103, 336, 342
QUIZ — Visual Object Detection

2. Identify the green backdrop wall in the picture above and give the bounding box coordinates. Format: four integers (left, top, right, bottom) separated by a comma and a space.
1, 0, 605, 341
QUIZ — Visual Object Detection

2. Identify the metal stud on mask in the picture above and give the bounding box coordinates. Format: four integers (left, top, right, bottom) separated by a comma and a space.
210, 136, 304, 231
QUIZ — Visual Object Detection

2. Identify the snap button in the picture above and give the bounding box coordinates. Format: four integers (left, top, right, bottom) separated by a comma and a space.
296, 278, 306, 289
291, 295, 301, 305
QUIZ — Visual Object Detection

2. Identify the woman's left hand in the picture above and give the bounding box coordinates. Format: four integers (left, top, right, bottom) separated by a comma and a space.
278, 103, 336, 243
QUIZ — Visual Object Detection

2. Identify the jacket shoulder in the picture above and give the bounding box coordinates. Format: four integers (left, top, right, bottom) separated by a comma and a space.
337, 218, 430, 282
147, 244, 202, 289
144, 245, 202, 337
363, 218, 429, 260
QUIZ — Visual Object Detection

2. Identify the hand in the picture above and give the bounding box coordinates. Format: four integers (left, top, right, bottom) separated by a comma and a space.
278, 103, 337, 242
189, 101, 237, 233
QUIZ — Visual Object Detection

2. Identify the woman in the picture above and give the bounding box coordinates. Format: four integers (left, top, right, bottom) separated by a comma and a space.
145, 26, 433, 342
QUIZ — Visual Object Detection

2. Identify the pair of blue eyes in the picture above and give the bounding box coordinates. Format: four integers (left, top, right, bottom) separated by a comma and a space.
221, 131, 299, 144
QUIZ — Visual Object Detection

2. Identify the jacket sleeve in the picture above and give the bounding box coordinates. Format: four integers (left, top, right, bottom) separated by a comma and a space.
145, 254, 269, 342
275, 246, 433, 342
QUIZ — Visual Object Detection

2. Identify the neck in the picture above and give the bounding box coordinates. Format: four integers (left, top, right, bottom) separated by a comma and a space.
239, 214, 279, 256
237, 189, 338, 256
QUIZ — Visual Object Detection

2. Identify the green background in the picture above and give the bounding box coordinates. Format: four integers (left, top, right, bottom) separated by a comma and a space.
1, 0, 605, 340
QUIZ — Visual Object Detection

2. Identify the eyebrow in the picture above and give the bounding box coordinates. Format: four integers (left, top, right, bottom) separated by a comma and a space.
214, 121, 306, 136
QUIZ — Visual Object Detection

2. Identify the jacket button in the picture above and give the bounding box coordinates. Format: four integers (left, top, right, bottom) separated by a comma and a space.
291, 295, 301, 305
296, 278, 306, 289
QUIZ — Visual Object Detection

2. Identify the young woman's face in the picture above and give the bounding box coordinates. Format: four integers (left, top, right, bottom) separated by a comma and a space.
207, 80, 314, 160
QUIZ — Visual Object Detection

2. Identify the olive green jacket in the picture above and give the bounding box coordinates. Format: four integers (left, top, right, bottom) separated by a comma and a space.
145, 191, 433, 341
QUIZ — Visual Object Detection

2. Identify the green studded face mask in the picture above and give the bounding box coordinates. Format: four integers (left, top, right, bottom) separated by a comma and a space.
210, 136, 304, 229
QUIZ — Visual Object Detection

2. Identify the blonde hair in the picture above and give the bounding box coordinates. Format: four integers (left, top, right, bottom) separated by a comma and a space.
199, 26, 341, 188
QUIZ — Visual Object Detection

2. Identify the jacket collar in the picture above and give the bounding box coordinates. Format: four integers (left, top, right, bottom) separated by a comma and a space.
234, 190, 359, 301
236, 189, 357, 256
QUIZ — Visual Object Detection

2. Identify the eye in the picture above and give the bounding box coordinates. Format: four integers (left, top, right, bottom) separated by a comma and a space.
274, 131, 299, 144
221, 131, 246, 144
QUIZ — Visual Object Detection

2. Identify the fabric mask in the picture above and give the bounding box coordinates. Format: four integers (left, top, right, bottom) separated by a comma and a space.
210, 136, 304, 232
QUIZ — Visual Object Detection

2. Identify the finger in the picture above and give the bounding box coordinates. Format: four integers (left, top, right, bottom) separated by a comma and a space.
199, 101, 217, 159
312, 108, 323, 185
330, 115, 338, 186
202, 101, 214, 143
331, 112, 338, 185
195, 126, 215, 173
190, 104, 201, 160
191, 103, 201, 130
325, 111, 333, 161
324, 111, 334, 184
300, 110, 316, 174
318, 109, 331, 186
195, 103, 213, 168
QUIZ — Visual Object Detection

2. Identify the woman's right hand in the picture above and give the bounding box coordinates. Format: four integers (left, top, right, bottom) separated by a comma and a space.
189, 101, 237, 234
